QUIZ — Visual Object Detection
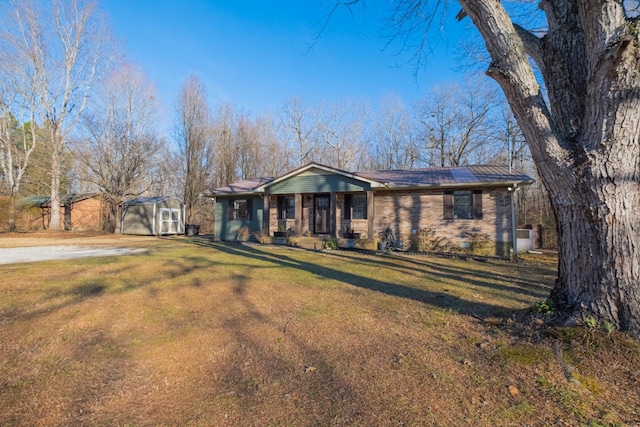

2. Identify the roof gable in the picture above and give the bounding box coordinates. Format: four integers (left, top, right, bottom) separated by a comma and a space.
254, 162, 385, 193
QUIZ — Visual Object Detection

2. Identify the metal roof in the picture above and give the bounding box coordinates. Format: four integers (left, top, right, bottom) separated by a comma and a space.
207, 177, 274, 196
208, 164, 534, 196
123, 196, 184, 206
18, 193, 101, 207
357, 165, 534, 188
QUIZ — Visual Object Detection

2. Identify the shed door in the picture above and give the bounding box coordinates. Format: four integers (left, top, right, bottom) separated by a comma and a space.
160, 208, 180, 234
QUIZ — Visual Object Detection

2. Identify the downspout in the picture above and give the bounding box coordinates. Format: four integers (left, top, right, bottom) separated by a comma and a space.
153, 203, 156, 235
508, 183, 519, 259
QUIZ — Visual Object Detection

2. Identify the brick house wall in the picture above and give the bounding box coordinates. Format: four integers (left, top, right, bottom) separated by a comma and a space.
336, 193, 368, 237
372, 188, 513, 256
268, 194, 314, 235
265, 187, 513, 256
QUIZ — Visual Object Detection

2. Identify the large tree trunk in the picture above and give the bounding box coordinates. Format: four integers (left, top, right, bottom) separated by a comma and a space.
8, 195, 17, 232
49, 143, 62, 231
549, 166, 640, 332
460, 0, 640, 336
113, 202, 122, 234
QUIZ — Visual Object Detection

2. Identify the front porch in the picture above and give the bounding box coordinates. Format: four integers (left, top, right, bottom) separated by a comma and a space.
263, 191, 374, 240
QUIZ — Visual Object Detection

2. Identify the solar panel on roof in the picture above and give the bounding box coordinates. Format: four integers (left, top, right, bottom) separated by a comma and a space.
450, 167, 479, 183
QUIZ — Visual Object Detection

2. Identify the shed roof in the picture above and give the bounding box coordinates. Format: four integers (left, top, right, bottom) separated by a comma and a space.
123, 196, 184, 206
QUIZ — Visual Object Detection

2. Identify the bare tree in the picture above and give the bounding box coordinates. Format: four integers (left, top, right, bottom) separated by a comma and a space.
211, 102, 239, 187
314, 99, 369, 170
76, 63, 162, 232
0, 7, 39, 230
174, 75, 214, 224
281, 97, 320, 166
235, 113, 263, 180
0, 108, 36, 231
369, 93, 420, 170
255, 114, 291, 177
0, 0, 114, 231
347, 0, 640, 335
415, 80, 500, 166
415, 85, 458, 167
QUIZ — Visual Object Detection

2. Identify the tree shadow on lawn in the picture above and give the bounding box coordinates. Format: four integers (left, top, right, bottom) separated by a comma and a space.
200, 272, 401, 425
192, 241, 543, 318
320, 250, 553, 304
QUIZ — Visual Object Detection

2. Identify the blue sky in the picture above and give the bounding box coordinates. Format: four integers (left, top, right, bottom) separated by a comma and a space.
100, 1, 475, 117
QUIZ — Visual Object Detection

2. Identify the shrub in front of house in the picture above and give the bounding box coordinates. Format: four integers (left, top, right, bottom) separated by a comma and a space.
410, 227, 450, 253
465, 232, 493, 256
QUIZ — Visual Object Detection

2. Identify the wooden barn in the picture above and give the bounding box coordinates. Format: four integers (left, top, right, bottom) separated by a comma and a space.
12, 193, 105, 231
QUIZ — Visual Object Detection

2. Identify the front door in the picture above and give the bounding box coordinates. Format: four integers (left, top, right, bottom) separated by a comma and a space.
314, 195, 330, 234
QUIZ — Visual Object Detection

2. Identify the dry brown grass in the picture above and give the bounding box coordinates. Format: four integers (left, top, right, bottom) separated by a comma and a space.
0, 233, 638, 426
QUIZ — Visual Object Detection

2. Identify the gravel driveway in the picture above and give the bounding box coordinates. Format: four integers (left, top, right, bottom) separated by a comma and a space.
0, 245, 147, 265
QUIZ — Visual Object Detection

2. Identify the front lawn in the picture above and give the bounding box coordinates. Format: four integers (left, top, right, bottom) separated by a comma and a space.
0, 235, 638, 426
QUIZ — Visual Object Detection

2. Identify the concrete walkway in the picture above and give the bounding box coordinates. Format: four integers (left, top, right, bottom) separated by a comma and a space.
0, 245, 147, 265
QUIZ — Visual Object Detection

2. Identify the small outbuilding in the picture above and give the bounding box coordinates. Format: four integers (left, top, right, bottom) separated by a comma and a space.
14, 193, 104, 231
121, 196, 185, 236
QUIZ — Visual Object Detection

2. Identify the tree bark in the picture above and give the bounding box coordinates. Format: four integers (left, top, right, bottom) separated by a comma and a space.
8, 196, 17, 232
459, 0, 640, 336
49, 138, 62, 231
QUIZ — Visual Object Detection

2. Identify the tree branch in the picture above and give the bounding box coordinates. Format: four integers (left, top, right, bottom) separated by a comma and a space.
513, 23, 544, 68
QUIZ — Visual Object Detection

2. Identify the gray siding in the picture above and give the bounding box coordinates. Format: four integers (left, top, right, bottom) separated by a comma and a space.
268, 172, 370, 195
122, 198, 185, 236
122, 204, 154, 235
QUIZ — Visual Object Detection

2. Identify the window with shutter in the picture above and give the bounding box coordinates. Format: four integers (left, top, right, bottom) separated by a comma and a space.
444, 190, 482, 220
473, 190, 483, 219
443, 192, 454, 220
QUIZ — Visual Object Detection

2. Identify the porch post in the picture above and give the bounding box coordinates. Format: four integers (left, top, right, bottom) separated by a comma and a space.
330, 192, 337, 237
367, 191, 374, 240
295, 193, 302, 236
263, 194, 270, 235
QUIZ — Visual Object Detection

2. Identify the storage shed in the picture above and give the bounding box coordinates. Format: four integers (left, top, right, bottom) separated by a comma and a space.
121, 196, 185, 235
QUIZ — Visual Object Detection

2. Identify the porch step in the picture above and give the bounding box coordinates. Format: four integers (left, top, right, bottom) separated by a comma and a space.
290, 236, 327, 250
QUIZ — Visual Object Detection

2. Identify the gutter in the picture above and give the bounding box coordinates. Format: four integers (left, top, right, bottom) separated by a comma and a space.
370, 180, 534, 192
